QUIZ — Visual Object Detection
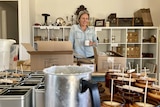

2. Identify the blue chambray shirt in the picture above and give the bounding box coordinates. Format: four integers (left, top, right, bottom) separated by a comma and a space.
69, 24, 98, 58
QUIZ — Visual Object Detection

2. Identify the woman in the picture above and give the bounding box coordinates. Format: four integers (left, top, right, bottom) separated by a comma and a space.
69, 10, 98, 58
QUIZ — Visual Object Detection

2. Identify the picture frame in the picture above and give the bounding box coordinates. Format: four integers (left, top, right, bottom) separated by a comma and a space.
95, 19, 105, 27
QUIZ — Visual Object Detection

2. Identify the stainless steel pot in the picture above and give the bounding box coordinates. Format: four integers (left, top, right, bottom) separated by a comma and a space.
43, 66, 100, 107
0, 87, 32, 107
16, 80, 41, 107
35, 84, 45, 107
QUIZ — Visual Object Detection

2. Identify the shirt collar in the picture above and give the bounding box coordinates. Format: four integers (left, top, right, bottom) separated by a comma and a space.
78, 24, 90, 32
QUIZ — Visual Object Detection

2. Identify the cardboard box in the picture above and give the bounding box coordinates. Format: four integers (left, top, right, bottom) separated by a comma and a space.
22, 41, 73, 70
96, 55, 126, 72
93, 47, 126, 72
134, 8, 153, 26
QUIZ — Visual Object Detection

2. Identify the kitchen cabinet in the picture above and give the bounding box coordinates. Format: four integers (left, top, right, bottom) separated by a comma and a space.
95, 27, 159, 76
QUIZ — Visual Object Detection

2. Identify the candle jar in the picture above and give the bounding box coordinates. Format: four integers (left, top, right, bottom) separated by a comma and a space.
132, 96, 160, 107
148, 89, 160, 101
117, 89, 142, 105
112, 35, 115, 43
105, 72, 117, 88
104, 38, 109, 43
101, 95, 126, 107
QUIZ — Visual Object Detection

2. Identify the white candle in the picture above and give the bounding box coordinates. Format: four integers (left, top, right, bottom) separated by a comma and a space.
128, 62, 131, 70
15, 67, 18, 74
112, 62, 114, 70
122, 68, 124, 80
20, 64, 23, 74
5, 70, 8, 79
111, 79, 114, 104
136, 64, 138, 73
1, 10, 7, 39
118, 64, 121, 70
129, 73, 131, 91
144, 67, 147, 77
144, 80, 148, 106
159, 73, 160, 86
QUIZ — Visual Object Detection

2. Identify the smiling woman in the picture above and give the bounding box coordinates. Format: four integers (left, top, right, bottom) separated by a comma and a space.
69, 10, 98, 58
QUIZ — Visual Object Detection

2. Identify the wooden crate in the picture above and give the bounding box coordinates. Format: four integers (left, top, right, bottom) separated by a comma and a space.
127, 32, 138, 43
127, 46, 140, 58
134, 8, 153, 26
117, 18, 134, 26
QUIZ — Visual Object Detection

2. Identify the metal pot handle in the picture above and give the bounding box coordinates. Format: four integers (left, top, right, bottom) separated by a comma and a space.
80, 79, 100, 107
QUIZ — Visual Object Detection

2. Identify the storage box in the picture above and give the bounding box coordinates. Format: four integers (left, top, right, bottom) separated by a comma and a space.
117, 18, 134, 26
94, 52, 126, 72
134, 8, 153, 26
127, 32, 138, 43
22, 41, 73, 70
96, 55, 126, 72
127, 46, 140, 58
93, 47, 126, 72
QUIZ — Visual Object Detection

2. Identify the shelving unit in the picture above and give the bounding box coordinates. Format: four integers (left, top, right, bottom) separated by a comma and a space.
95, 27, 159, 75
32, 26, 71, 47
32, 26, 159, 76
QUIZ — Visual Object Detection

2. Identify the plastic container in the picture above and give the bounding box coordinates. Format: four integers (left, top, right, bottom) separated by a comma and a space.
0, 39, 16, 71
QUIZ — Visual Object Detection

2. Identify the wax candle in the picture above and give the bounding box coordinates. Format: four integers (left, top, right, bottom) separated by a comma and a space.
122, 68, 124, 80
129, 73, 131, 91
128, 62, 131, 70
136, 64, 138, 73
20, 64, 23, 74
15, 67, 18, 74
111, 79, 114, 104
144, 67, 147, 77
5, 70, 7, 80
144, 80, 148, 106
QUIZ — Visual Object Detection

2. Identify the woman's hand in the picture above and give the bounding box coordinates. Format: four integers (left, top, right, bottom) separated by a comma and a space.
89, 41, 96, 46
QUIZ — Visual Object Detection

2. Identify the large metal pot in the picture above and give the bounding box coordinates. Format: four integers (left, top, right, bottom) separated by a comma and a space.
43, 66, 100, 107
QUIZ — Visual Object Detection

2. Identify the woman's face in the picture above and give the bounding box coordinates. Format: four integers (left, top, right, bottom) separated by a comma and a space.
79, 13, 89, 27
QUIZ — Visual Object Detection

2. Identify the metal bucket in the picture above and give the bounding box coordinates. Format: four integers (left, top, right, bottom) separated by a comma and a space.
43, 66, 100, 107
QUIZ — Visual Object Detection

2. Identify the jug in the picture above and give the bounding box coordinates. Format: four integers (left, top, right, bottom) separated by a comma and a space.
0, 39, 16, 71
43, 66, 100, 107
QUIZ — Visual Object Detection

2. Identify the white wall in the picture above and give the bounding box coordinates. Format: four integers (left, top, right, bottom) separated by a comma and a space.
35, 0, 160, 26
18, 0, 35, 60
